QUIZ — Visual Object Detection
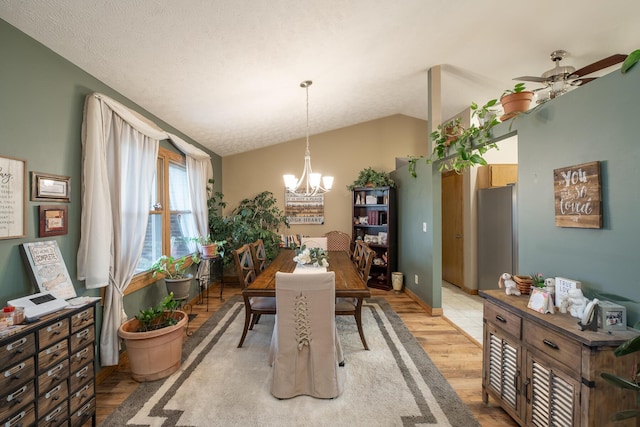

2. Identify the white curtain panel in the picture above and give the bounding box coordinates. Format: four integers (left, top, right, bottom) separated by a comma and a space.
78, 93, 213, 366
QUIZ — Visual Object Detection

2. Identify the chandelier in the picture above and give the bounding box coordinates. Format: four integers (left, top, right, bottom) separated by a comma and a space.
283, 80, 334, 197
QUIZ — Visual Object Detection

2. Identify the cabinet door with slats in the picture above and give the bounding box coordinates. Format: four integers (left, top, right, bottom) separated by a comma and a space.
524, 351, 581, 427
484, 327, 523, 421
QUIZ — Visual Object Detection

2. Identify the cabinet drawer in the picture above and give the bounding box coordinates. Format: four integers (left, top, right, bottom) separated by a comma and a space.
38, 381, 68, 419
70, 381, 93, 413
39, 319, 69, 349
0, 402, 35, 427
523, 319, 582, 377
0, 381, 36, 422
70, 345, 94, 375
71, 308, 94, 334
38, 360, 69, 392
69, 364, 93, 392
39, 400, 68, 427
38, 340, 69, 371
70, 326, 94, 352
70, 397, 94, 427
0, 357, 35, 392
484, 301, 522, 339
0, 333, 36, 367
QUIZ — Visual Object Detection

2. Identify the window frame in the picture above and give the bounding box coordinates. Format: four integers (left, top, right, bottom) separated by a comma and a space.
125, 147, 196, 296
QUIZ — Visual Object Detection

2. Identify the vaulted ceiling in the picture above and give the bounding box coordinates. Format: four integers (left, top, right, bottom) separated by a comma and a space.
2, 1, 639, 156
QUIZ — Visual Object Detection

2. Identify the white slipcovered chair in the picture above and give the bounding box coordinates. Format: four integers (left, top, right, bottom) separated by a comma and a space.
269, 271, 344, 399
300, 236, 328, 250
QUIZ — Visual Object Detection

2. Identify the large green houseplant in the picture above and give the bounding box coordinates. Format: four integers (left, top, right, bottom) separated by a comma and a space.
117, 293, 188, 382
150, 253, 200, 300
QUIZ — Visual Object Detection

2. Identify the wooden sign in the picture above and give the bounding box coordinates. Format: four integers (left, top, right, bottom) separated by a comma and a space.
553, 161, 602, 228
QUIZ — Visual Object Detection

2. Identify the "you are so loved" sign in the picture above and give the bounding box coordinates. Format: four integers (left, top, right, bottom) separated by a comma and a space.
553, 161, 602, 229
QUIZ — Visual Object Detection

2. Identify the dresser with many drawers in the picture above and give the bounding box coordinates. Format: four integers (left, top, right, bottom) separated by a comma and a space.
0, 300, 98, 427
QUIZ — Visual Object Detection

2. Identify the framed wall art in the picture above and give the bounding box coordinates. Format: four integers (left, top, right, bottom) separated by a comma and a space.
31, 171, 71, 202
0, 155, 26, 240
39, 205, 68, 237
553, 161, 602, 228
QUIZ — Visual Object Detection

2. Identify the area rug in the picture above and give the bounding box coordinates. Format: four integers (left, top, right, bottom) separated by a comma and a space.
101, 296, 479, 427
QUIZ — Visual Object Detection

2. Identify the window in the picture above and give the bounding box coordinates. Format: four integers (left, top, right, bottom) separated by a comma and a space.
135, 147, 196, 275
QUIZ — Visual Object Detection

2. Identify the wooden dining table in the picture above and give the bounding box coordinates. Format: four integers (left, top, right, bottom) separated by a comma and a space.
241, 249, 371, 348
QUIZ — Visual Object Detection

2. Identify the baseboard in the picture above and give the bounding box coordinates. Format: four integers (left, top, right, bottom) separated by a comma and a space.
404, 287, 443, 316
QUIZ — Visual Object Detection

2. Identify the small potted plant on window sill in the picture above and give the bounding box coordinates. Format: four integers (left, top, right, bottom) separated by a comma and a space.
191, 235, 225, 258
150, 254, 200, 301
117, 293, 188, 382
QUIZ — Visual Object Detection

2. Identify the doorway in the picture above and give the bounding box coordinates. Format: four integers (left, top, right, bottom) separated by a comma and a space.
441, 170, 463, 288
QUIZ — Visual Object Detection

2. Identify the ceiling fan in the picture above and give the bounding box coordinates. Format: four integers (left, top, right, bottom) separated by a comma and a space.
514, 50, 627, 103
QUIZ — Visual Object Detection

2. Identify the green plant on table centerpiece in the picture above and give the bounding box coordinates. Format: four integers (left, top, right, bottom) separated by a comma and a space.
293, 244, 329, 267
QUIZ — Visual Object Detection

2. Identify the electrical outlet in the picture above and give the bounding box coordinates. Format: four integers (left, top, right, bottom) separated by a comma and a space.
414, 274, 419, 285
422, 222, 427, 232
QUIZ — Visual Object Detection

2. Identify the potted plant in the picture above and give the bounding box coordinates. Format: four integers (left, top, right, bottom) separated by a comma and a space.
500, 83, 534, 120
346, 167, 397, 191
191, 235, 225, 258
409, 98, 501, 175
117, 293, 188, 382
150, 253, 200, 301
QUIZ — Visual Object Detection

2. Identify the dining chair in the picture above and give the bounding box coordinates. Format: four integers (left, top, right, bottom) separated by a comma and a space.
249, 238, 267, 276
269, 271, 344, 399
233, 244, 276, 348
300, 236, 328, 250
324, 230, 351, 254
336, 244, 374, 350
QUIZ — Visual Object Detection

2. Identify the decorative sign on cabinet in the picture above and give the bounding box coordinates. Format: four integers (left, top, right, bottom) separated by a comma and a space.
352, 186, 396, 290
480, 289, 639, 427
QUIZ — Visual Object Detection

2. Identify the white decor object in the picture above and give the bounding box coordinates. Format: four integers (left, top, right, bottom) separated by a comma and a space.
283, 80, 333, 196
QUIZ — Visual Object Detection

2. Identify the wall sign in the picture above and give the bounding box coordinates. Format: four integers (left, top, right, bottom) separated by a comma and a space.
553, 161, 602, 228
0, 155, 26, 239
285, 191, 324, 224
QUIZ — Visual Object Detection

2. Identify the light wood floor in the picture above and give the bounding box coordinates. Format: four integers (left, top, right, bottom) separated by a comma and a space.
91, 285, 518, 427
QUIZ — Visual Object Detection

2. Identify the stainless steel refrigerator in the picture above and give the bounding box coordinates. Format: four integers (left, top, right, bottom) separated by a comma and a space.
477, 184, 518, 290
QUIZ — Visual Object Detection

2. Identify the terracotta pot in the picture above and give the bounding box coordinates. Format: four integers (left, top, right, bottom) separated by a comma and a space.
118, 311, 188, 382
500, 91, 534, 120
201, 243, 218, 258
165, 275, 192, 301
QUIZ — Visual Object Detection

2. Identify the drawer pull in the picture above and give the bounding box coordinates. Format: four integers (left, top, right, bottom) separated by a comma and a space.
7, 385, 27, 402
76, 311, 91, 321
47, 322, 62, 335
76, 366, 89, 378
543, 339, 559, 350
45, 384, 62, 399
4, 362, 26, 378
47, 362, 64, 378
46, 405, 63, 422
74, 383, 90, 398
77, 401, 92, 416
6, 410, 26, 426
6, 337, 28, 352
45, 342, 64, 355
75, 347, 89, 360
76, 329, 90, 341
495, 314, 507, 323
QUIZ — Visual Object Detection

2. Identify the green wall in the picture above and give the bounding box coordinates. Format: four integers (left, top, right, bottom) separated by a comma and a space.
395, 65, 640, 326
0, 19, 222, 365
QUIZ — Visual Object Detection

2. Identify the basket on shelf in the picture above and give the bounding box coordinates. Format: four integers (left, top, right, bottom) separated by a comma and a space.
513, 275, 533, 295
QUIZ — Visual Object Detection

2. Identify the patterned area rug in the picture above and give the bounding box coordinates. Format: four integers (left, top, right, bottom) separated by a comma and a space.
101, 296, 479, 427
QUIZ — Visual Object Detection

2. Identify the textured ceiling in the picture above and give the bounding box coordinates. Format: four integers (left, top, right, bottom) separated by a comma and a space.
2, 1, 639, 157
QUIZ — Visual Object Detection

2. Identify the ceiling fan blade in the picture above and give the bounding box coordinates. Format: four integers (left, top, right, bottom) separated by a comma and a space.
513, 76, 549, 83
571, 77, 597, 86
570, 54, 627, 78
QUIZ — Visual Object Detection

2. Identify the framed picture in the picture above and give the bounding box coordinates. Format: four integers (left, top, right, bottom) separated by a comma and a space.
39, 205, 68, 237
0, 155, 26, 240
598, 301, 627, 331
31, 172, 71, 202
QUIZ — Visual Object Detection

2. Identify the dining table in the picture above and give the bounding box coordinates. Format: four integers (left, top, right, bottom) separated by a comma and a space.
241, 249, 371, 347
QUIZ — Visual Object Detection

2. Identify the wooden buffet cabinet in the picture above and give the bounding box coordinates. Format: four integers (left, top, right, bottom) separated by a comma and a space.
0, 301, 98, 426
480, 290, 639, 427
